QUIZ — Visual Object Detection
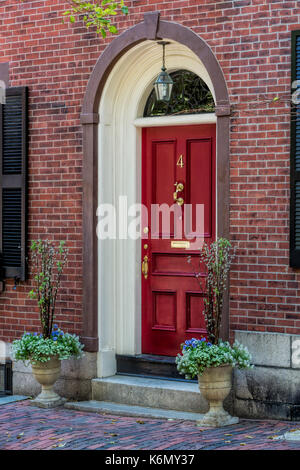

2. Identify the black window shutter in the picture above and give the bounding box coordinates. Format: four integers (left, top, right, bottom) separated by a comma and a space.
0, 87, 28, 280
290, 32, 300, 267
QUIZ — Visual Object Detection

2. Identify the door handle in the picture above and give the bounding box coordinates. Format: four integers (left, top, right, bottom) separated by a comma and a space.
142, 255, 149, 279
173, 182, 184, 206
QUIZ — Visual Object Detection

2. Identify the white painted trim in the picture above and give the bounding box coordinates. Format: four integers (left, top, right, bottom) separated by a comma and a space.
134, 114, 216, 128
97, 40, 217, 378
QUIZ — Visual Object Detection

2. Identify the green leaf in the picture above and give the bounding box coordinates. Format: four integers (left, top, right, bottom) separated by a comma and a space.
108, 25, 118, 34
60, 1, 130, 36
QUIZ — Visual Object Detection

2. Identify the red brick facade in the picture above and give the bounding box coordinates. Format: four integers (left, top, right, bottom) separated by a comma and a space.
0, 0, 299, 344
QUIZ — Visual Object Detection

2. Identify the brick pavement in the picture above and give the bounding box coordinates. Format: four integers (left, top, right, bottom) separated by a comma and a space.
0, 401, 300, 450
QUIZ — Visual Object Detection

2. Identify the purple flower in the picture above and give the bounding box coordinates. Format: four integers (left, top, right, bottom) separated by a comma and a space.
182, 338, 202, 350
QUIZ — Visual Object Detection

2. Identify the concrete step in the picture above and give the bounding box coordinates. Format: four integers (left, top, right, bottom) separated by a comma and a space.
91, 375, 209, 414
65, 400, 204, 421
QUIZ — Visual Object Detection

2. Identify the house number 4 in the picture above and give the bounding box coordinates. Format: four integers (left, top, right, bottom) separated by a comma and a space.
177, 154, 184, 168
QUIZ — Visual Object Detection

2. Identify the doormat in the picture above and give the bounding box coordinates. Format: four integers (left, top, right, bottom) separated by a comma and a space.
0, 395, 29, 405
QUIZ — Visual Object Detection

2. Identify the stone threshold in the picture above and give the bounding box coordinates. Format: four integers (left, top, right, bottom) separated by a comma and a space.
116, 353, 193, 381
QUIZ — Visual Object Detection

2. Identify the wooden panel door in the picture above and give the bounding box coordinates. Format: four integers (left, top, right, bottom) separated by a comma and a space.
142, 125, 216, 356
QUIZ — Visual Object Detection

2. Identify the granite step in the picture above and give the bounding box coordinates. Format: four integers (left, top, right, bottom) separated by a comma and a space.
91, 375, 208, 414
65, 400, 204, 421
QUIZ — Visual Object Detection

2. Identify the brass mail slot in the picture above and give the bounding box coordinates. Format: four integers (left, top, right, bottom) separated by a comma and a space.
171, 241, 190, 249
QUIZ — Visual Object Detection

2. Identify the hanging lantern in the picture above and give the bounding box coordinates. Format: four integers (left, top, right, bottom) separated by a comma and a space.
154, 41, 173, 102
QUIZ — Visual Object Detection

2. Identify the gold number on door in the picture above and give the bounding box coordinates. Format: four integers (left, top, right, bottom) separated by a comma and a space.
177, 154, 184, 168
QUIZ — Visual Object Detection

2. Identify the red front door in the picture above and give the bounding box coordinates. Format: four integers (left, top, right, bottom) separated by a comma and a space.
141, 125, 216, 356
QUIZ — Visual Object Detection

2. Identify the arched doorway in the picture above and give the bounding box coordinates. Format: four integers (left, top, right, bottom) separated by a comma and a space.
80, 13, 230, 379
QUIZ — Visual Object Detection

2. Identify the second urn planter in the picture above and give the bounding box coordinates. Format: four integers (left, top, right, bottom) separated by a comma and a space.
176, 238, 253, 427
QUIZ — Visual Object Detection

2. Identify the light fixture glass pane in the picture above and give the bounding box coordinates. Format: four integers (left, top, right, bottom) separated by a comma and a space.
154, 80, 173, 102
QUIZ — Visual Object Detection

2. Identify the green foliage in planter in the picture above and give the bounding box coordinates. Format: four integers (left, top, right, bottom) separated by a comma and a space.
176, 337, 253, 379
12, 326, 84, 364
188, 237, 235, 345
29, 239, 69, 339
12, 239, 84, 364
179, 237, 253, 379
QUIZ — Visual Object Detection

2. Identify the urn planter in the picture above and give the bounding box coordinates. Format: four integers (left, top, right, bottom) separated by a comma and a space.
176, 239, 253, 426
197, 364, 239, 427
31, 356, 66, 408
11, 240, 84, 409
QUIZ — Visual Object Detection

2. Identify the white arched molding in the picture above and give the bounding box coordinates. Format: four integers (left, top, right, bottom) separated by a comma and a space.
97, 40, 217, 377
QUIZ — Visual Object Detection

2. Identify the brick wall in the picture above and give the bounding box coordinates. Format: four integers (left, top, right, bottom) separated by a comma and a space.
0, 0, 299, 343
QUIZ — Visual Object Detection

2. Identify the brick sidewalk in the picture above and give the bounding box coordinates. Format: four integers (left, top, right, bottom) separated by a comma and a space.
0, 401, 300, 450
